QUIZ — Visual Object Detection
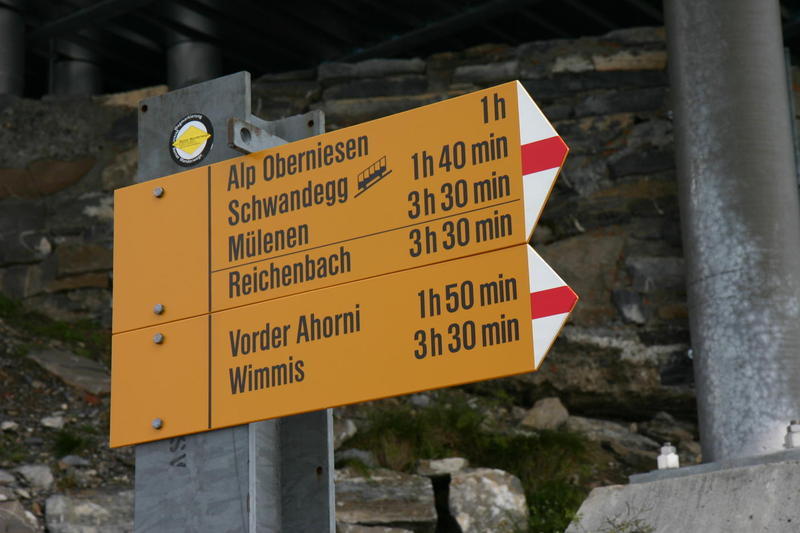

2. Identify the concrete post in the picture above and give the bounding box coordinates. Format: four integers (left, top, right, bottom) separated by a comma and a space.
164, 2, 222, 89
51, 40, 102, 96
0, 1, 25, 96
665, 0, 800, 461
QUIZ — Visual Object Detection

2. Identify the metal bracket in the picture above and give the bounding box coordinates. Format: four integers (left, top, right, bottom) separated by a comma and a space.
228, 108, 325, 154
228, 117, 285, 153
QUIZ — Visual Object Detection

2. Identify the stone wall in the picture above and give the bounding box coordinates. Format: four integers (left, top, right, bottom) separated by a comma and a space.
0, 26, 692, 419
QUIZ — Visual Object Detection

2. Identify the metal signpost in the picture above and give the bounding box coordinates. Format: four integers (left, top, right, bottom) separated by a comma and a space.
118, 75, 575, 530
131, 72, 334, 533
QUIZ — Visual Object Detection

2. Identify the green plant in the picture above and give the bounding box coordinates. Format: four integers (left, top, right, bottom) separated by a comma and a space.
52, 429, 92, 457
0, 435, 27, 464
0, 293, 109, 360
345, 392, 594, 532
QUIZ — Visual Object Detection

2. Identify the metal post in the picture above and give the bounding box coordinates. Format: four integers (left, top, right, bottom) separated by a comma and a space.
164, 2, 222, 89
50, 40, 102, 96
0, 0, 25, 96
665, 0, 800, 461
133, 72, 334, 532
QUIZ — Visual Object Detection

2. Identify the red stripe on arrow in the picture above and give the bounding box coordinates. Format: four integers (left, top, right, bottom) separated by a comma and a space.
530, 286, 578, 319
521, 136, 568, 175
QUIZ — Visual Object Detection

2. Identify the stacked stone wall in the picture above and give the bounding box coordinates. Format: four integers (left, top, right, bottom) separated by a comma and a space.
0, 26, 691, 418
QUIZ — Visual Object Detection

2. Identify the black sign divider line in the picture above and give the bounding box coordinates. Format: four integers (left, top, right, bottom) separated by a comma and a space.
207, 165, 213, 429
210, 197, 521, 274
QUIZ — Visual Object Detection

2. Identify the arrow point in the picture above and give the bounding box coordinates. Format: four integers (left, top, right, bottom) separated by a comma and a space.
517, 82, 569, 239
527, 246, 578, 369
516, 81, 557, 144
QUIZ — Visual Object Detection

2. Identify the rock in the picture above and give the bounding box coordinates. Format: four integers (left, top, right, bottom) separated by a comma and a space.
625, 256, 685, 294
58, 455, 90, 468
452, 61, 518, 84
520, 397, 569, 430
55, 244, 113, 277
0, 469, 15, 485
93, 85, 167, 108
27, 349, 110, 396
0, 487, 12, 501
46, 272, 109, 292
681, 440, 702, 464
40, 415, 65, 430
335, 467, 436, 532
1, 421, 18, 432
0, 264, 47, 300
612, 289, 647, 324
408, 393, 431, 408
609, 149, 674, 178
0, 233, 50, 268
313, 94, 447, 128
604, 440, 658, 471
566, 416, 659, 451
107, 112, 137, 144
574, 87, 668, 117
638, 411, 695, 445
0, 158, 95, 199
256, 68, 316, 82
100, 148, 137, 191
337, 524, 413, 533
323, 76, 427, 100
0, 500, 40, 532
45, 490, 133, 533
605, 26, 666, 44
333, 418, 358, 450
593, 50, 667, 72
318, 58, 425, 82
336, 449, 379, 468
416, 457, 469, 478
551, 55, 594, 74
14, 489, 30, 500
448, 468, 528, 533
14, 465, 53, 491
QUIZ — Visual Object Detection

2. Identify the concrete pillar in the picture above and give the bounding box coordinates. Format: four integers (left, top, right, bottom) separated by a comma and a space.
51, 40, 102, 96
0, 1, 25, 96
665, 0, 800, 461
164, 3, 221, 89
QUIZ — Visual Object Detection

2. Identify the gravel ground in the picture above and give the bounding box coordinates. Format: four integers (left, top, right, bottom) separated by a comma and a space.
0, 316, 132, 525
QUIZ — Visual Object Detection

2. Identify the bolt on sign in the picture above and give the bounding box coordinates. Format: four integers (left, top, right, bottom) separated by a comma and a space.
111, 81, 577, 447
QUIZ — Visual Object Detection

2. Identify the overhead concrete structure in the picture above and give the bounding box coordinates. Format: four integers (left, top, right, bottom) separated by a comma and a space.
50, 40, 102, 96
164, 2, 222, 89
666, 0, 800, 461
0, 0, 25, 95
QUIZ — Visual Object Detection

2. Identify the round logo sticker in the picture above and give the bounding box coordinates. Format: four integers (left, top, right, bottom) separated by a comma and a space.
169, 113, 213, 166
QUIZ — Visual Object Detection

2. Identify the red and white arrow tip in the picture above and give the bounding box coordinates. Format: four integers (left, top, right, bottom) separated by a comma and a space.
516, 81, 569, 240
526, 246, 577, 369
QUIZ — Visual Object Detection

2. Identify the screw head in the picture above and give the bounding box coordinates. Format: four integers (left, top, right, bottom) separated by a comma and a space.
151, 418, 163, 430
153, 333, 165, 344
153, 303, 165, 315
153, 186, 165, 198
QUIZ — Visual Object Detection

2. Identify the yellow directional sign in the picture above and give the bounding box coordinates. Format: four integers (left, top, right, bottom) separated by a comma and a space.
113, 81, 569, 334
110, 245, 577, 447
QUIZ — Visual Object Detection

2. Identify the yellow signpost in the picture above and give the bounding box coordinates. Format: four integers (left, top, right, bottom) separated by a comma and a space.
111, 245, 576, 447
112, 81, 569, 334
111, 81, 576, 447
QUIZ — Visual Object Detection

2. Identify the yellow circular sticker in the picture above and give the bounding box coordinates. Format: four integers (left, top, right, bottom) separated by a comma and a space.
170, 113, 213, 166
